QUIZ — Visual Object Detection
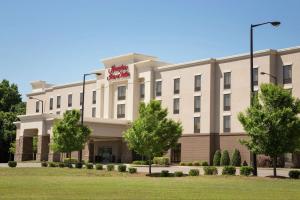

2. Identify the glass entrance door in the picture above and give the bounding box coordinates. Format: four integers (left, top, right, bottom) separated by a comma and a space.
99, 147, 112, 163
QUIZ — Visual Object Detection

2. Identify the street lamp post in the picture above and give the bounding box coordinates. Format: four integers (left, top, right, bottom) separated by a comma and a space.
260, 72, 278, 85
29, 97, 44, 114
79, 72, 102, 162
250, 21, 280, 176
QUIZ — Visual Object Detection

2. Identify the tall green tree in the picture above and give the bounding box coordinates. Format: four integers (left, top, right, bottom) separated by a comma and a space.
124, 100, 182, 174
0, 79, 25, 162
238, 83, 300, 177
51, 110, 91, 162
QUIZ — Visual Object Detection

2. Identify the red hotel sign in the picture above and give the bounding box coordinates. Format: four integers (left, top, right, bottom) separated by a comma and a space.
107, 65, 130, 80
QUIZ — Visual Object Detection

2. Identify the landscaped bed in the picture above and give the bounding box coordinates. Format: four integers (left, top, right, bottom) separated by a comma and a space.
0, 168, 299, 200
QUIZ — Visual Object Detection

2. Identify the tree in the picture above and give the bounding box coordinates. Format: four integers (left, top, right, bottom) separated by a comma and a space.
213, 150, 221, 166
124, 100, 182, 174
231, 149, 241, 166
0, 79, 25, 162
51, 110, 91, 163
238, 83, 300, 177
220, 150, 230, 166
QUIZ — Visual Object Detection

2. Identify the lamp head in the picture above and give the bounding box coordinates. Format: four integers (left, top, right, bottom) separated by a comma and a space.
270, 21, 281, 27
260, 72, 267, 75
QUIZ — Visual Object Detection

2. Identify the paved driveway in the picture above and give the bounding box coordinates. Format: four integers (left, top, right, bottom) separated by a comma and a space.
0, 162, 291, 177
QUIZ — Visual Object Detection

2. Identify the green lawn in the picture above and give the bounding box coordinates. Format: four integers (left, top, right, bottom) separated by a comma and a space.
0, 168, 299, 200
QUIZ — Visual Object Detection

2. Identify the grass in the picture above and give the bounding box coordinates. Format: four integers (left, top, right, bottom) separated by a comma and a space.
0, 168, 299, 200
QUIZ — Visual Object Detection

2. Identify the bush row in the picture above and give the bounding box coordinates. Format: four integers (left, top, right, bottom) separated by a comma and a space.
179, 161, 209, 166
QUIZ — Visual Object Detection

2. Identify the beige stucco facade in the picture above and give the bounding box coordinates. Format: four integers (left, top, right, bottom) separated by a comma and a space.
14, 46, 300, 166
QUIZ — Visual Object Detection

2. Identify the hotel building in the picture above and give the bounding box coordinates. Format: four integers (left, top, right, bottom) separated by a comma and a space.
14, 46, 300, 166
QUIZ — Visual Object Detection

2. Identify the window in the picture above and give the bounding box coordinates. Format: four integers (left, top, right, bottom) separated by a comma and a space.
92, 91, 96, 104
140, 83, 145, 99
156, 81, 162, 97
224, 94, 231, 111
253, 68, 258, 86
194, 96, 201, 112
194, 117, 200, 133
117, 104, 125, 118
92, 107, 96, 118
68, 94, 72, 107
194, 75, 201, 91
283, 65, 292, 84
223, 116, 231, 132
35, 101, 40, 113
224, 72, 231, 89
80, 92, 83, 106
173, 98, 180, 114
56, 111, 60, 115
118, 86, 126, 100
57, 96, 61, 109
49, 98, 53, 110
174, 78, 180, 94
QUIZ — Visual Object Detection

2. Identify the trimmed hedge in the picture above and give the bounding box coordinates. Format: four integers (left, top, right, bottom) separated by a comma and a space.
8, 161, 17, 168
95, 164, 103, 170
128, 167, 137, 174
75, 162, 83, 169
41, 161, 48, 167
213, 150, 221, 166
240, 166, 253, 176
58, 162, 65, 168
86, 163, 94, 169
107, 164, 115, 171
48, 162, 57, 167
179, 162, 186, 166
132, 160, 148, 165
187, 162, 193, 166
161, 170, 169, 177
203, 166, 218, 175
221, 150, 230, 166
222, 166, 236, 175
118, 164, 127, 172
189, 169, 200, 176
231, 149, 241, 167
153, 157, 170, 166
174, 171, 184, 177
193, 161, 201, 166
202, 161, 209, 166
63, 158, 78, 164
289, 170, 300, 179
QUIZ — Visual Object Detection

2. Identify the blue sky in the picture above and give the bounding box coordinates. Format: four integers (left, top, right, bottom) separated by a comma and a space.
1, 0, 300, 100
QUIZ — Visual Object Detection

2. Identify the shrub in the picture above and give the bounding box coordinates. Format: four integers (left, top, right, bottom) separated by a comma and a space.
189, 169, 200, 176
193, 161, 201, 166
41, 161, 48, 167
107, 164, 114, 171
231, 149, 241, 166
63, 158, 78, 164
75, 162, 83, 169
179, 162, 186, 166
203, 166, 218, 175
132, 160, 148, 165
128, 167, 137, 174
86, 163, 94, 169
187, 162, 193, 166
222, 166, 236, 175
58, 162, 65, 168
242, 160, 248, 166
174, 171, 184, 177
8, 161, 17, 168
118, 164, 127, 172
67, 163, 73, 168
213, 150, 221, 166
48, 162, 57, 167
240, 166, 253, 176
95, 164, 103, 170
161, 170, 169, 177
153, 157, 170, 166
221, 150, 230, 166
289, 170, 300, 179
202, 161, 209, 166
